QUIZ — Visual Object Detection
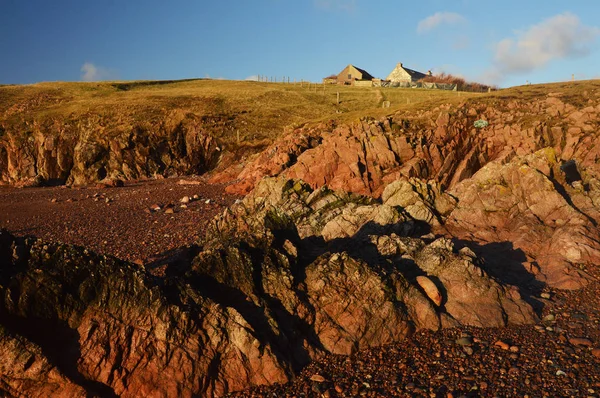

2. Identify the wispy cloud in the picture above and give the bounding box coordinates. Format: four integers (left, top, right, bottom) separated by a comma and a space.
314, 0, 357, 13
245, 75, 260, 81
485, 13, 599, 84
80, 62, 117, 82
452, 34, 470, 50
417, 12, 466, 34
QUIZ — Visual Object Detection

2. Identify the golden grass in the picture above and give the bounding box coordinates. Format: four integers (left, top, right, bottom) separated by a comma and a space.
0, 79, 485, 152
2, 78, 597, 152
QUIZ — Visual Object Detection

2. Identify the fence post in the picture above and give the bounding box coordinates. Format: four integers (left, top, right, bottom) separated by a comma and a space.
337, 92, 340, 104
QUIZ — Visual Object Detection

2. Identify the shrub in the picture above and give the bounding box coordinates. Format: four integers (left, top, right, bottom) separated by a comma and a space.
419, 73, 496, 92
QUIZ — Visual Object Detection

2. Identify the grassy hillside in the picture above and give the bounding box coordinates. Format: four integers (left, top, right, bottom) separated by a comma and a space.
1, 77, 599, 186
0, 79, 482, 151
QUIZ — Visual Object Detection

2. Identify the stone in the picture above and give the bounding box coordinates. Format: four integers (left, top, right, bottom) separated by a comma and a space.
569, 337, 593, 347
456, 337, 474, 346
416, 275, 443, 306
180, 196, 191, 204
494, 340, 510, 350
543, 314, 556, 322
310, 374, 326, 383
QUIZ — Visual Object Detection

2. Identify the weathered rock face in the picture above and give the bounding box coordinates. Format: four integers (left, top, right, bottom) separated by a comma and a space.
0, 113, 220, 186
446, 148, 600, 290
382, 178, 457, 226
0, 177, 536, 396
216, 91, 600, 198
0, 326, 87, 398
0, 231, 291, 397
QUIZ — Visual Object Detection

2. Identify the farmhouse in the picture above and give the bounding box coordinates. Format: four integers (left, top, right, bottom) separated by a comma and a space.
323, 64, 375, 85
386, 62, 431, 84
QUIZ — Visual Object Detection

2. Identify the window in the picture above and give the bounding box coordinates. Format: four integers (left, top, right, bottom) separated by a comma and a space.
348, 74, 352, 80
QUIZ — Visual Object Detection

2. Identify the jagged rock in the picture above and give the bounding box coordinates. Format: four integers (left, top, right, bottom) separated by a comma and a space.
305, 252, 415, 355
0, 232, 290, 397
212, 90, 600, 200
382, 178, 457, 225
0, 114, 220, 186
0, 326, 87, 398
447, 148, 600, 289
0, 177, 537, 396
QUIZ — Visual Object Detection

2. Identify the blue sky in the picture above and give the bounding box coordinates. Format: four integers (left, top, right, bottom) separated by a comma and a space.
1, 0, 599, 87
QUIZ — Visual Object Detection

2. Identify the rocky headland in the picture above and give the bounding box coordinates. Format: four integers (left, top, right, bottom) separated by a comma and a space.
1, 80, 600, 396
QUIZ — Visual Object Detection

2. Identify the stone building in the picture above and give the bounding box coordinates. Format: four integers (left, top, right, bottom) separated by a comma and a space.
386, 62, 430, 84
335, 64, 375, 85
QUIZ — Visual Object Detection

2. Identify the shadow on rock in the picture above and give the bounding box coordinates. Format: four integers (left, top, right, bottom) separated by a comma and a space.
0, 312, 118, 397
451, 238, 545, 314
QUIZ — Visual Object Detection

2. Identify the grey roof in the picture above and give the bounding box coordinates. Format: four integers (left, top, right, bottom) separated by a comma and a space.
351, 65, 375, 81
402, 66, 427, 80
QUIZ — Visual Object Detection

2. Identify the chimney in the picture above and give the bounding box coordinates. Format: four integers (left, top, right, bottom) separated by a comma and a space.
398, 62, 403, 68
427, 70, 432, 76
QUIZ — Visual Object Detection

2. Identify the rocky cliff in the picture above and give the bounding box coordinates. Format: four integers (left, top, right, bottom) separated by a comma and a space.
0, 112, 219, 186
216, 88, 600, 198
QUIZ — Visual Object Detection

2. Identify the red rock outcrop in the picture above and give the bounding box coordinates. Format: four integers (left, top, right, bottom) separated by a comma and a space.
0, 177, 536, 396
446, 148, 600, 290
216, 89, 600, 198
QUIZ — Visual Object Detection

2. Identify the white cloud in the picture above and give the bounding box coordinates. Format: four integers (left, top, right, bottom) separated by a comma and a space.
314, 0, 356, 13
80, 62, 117, 82
245, 75, 260, 81
486, 13, 599, 83
417, 12, 466, 34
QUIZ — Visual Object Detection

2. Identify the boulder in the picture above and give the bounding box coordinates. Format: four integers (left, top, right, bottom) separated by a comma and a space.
447, 148, 600, 289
